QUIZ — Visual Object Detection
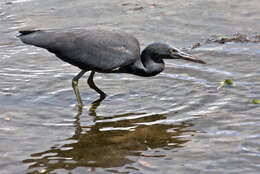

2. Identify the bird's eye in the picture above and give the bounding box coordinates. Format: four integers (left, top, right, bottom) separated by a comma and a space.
169, 49, 175, 54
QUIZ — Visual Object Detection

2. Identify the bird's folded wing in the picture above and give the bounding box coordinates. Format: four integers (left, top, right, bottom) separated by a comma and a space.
19, 29, 140, 71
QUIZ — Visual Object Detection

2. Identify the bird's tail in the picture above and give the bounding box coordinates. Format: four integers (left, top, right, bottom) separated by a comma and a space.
18, 30, 41, 37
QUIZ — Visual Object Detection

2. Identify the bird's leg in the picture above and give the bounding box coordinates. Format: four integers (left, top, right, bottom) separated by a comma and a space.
87, 71, 106, 100
72, 70, 87, 110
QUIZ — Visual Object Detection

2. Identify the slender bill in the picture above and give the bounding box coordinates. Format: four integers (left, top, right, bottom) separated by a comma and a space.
172, 51, 206, 64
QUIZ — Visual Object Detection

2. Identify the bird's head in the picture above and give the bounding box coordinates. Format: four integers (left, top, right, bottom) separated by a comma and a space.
144, 42, 206, 64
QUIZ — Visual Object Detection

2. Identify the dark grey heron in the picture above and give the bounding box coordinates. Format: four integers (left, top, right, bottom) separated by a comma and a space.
18, 28, 206, 109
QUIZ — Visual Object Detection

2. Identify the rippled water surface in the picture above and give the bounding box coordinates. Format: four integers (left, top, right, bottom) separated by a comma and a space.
1, 0, 260, 173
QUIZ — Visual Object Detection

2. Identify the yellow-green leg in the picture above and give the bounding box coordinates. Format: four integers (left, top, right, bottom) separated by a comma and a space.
72, 70, 87, 109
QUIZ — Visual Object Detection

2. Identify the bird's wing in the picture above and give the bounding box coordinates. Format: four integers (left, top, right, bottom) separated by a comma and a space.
19, 29, 140, 71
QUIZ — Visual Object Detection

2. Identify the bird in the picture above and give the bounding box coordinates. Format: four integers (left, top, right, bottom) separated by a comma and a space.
18, 28, 206, 109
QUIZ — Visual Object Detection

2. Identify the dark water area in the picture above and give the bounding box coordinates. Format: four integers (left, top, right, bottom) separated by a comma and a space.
0, 0, 260, 173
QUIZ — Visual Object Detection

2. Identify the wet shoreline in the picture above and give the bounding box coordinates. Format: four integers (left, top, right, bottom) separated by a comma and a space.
1, 0, 260, 173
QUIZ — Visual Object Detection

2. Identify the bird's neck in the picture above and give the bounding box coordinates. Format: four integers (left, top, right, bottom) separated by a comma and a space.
121, 47, 165, 77
140, 49, 165, 76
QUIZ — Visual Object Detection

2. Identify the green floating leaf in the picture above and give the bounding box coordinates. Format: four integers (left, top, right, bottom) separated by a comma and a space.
252, 99, 259, 104
179, 73, 189, 77
216, 34, 229, 40
224, 79, 233, 85
217, 79, 234, 90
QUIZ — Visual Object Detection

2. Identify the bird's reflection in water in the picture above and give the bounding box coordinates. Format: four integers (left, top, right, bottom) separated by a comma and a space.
23, 96, 197, 173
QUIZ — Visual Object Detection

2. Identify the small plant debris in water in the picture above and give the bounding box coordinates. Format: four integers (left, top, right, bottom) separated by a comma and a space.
217, 79, 235, 90
192, 33, 260, 49
138, 158, 156, 169
4, 117, 11, 121
128, 6, 144, 11
122, 3, 131, 6
208, 33, 260, 44
179, 73, 190, 77
192, 42, 201, 49
252, 99, 259, 104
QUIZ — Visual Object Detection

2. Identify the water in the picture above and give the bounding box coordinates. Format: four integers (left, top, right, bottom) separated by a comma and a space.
0, 0, 260, 173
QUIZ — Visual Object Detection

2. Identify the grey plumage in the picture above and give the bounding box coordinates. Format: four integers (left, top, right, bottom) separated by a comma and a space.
18, 28, 206, 108
19, 29, 140, 72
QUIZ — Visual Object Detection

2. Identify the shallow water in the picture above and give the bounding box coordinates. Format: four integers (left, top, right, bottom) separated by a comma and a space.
0, 0, 260, 174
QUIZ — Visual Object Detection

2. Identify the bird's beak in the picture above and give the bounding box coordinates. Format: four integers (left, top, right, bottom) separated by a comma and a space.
171, 51, 206, 64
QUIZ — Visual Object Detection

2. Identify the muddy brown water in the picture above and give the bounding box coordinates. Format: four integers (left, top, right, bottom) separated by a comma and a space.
0, 0, 260, 174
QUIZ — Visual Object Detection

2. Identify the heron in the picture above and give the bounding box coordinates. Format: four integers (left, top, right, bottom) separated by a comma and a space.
18, 28, 206, 109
